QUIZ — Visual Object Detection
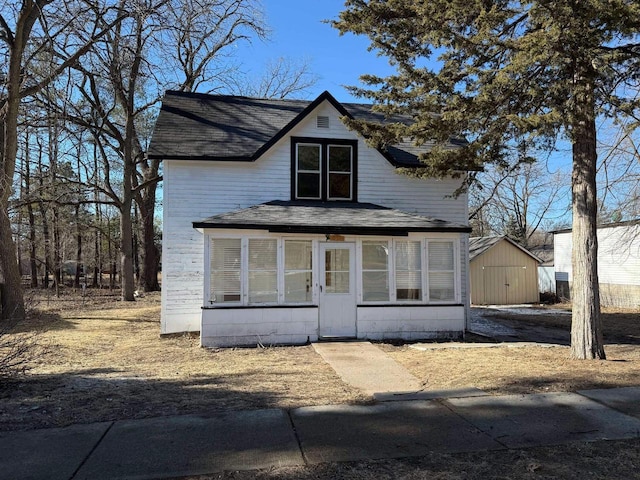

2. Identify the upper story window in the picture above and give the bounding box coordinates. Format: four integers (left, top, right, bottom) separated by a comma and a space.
292, 137, 357, 201
296, 144, 322, 199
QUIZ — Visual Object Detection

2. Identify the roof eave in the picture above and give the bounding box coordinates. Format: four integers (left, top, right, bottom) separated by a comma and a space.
148, 154, 253, 161
192, 222, 471, 235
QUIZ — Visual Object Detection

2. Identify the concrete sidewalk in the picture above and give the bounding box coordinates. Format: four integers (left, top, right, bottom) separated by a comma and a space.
3, 386, 640, 480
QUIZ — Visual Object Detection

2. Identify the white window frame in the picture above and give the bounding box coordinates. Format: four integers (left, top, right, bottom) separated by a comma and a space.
281, 238, 316, 305
206, 237, 243, 306
205, 234, 317, 307
425, 238, 460, 304
295, 143, 322, 200
358, 238, 392, 303
204, 234, 461, 307
247, 238, 279, 305
393, 239, 424, 302
327, 144, 353, 201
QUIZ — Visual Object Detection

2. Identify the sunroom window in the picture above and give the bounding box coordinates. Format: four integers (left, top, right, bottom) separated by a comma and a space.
361, 241, 389, 301
395, 241, 422, 300
210, 238, 241, 303
428, 241, 455, 301
248, 239, 278, 303
284, 240, 313, 303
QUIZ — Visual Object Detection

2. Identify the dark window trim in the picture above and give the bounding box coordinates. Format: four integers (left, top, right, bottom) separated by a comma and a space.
291, 137, 358, 202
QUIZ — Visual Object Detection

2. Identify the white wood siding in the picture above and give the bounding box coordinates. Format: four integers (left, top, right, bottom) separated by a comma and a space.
162, 99, 470, 333
357, 306, 465, 340
553, 224, 640, 307
201, 308, 319, 347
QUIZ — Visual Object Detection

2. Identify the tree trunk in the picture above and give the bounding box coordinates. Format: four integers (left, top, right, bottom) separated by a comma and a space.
133, 204, 140, 283
74, 204, 82, 288
39, 199, 50, 289
570, 73, 605, 360
120, 201, 135, 300
27, 200, 38, 288
137, 173, 160, 292
140, 209, 160, 291
52, 203, 61, 294
24, 135, 38, 288
92, 145, 101, 289
0, 200, 25, 322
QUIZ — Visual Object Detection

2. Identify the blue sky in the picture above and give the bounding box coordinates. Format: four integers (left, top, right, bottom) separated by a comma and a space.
236, 0, 395, 102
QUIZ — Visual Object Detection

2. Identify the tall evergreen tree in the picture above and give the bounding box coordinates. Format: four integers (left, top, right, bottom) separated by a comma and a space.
334, 0, 640, 359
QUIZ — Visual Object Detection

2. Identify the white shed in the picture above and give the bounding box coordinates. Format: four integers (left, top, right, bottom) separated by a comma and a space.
553, 220, 640, 308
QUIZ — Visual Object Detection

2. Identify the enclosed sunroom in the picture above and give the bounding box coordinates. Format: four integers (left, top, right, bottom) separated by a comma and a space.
195, 201, 470, 347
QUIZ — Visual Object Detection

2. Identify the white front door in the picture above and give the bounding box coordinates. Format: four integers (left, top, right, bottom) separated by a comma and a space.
319, 243, 356, 337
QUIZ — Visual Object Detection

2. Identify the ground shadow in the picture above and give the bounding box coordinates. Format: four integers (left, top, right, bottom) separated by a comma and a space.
0, 368, 317, 432
7, 310, 74, 334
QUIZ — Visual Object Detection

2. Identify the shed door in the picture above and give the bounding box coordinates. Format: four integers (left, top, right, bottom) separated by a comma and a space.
483, 266, 527, 304
319, 243, 356, 337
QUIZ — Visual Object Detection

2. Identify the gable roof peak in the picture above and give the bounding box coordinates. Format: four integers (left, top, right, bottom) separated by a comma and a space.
148, 90, 462, 167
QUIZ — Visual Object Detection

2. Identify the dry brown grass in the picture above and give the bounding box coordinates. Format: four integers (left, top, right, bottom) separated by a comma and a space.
379, 343, 640, 394
2, 290, 639, 436
0, 289, 365, 432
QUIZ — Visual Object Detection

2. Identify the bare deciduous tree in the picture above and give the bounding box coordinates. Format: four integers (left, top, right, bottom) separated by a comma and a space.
0, 0, 124, 320
470, 162, 571, 247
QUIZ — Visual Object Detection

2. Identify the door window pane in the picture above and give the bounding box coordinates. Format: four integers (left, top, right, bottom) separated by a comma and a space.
362, 241, 389, 301
325, 248, 350, 294
284, 240, 313, 303
210, 238, 241, 303
395, 241, 422, 300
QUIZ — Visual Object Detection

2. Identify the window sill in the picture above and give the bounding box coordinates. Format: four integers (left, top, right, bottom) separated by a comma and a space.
357, 303, 464, 308
202, 304, 317, 310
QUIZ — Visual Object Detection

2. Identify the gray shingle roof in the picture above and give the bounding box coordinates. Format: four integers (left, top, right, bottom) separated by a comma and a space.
148, 90, 464, 167
194, 201, 471, 235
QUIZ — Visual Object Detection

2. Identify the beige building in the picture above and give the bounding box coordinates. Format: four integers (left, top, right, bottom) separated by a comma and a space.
469, 236, 541, 305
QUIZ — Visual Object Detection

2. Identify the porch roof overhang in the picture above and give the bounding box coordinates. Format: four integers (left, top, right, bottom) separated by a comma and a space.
193, 200, 471, 236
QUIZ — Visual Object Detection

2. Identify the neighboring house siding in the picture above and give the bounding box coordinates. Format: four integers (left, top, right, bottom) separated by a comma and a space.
554, 224, 640, 308
538, 266, 556, 293
470, 239, 539, 305
162, 100, 469, 333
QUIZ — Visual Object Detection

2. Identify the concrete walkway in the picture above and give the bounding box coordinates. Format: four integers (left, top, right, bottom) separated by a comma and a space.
3, 386, 640, 480
312, 341, 423, 396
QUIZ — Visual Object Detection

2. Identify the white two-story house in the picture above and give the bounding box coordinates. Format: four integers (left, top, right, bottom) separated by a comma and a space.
148, 90, 472, 347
